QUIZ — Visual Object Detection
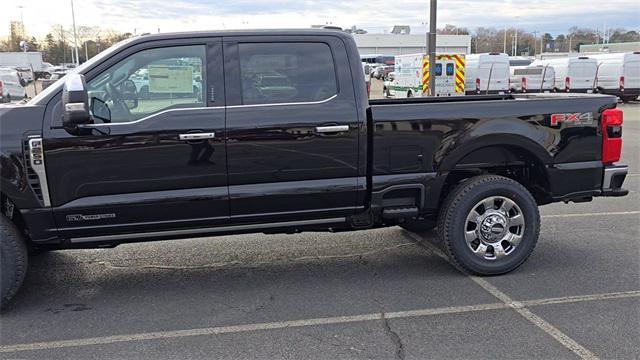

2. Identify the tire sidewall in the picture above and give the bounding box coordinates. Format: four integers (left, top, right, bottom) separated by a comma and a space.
444, 179, 540, 275
1, 216, 28, 308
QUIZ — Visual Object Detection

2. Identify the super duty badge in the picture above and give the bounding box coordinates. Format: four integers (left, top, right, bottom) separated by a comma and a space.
66, 213, 116, 222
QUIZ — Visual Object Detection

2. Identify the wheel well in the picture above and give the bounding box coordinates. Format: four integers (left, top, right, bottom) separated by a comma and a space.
441, 146, 552, 207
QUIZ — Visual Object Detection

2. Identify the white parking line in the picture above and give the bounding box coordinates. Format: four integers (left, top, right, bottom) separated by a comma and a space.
2, 229, 637, 355
470, 277, 599, 360
2, 288, 639, 354
403, 231, 602, 360
542, 211, 640, 219
0, 303, 508, 353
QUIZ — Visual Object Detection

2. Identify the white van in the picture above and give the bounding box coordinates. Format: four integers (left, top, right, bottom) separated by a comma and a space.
0, 68, 28, 103
592, 52, 640, 103
509, 65, 556, 93
465, 53, 510, 95
531, 57, 598, 93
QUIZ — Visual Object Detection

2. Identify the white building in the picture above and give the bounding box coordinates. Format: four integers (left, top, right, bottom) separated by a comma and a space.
353, 34, 472, 56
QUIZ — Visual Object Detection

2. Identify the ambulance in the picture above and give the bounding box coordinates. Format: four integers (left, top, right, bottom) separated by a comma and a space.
388, 54, 466, 98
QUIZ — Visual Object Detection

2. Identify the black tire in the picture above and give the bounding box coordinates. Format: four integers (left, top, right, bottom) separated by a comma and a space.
1, 215, 28, 309
407, 91, 413, 98
400, 218, 437, 233
437, 175, 540, 276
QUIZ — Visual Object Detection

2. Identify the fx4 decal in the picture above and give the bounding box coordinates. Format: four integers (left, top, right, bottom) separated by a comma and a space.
550, 112, 594, 127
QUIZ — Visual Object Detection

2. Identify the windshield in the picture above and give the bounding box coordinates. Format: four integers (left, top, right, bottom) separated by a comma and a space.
28, 36, 138, 105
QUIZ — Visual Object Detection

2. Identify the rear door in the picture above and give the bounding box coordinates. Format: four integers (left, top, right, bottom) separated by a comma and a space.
43, 38, 229, 239
570, 61, 597, 90
624, 58, 640, 90
224, 35, 363, 224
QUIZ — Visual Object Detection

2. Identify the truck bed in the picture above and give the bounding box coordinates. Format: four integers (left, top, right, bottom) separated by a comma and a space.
368, 92, 619, 208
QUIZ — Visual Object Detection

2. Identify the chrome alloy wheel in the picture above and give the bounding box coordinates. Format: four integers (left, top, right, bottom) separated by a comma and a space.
464, 196, 525, 260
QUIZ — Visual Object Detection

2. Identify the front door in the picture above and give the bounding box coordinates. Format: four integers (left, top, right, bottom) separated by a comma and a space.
224, 36, 363, 223
44, 39, 228, 239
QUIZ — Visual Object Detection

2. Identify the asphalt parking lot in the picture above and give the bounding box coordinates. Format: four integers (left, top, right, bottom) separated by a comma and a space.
0, 103, 638, 360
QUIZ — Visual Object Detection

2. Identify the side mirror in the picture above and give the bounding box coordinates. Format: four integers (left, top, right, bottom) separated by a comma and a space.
62, 73, 90, 129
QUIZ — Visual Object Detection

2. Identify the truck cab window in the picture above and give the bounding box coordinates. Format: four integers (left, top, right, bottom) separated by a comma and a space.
238, 42, 338, 105
86, 45, 205, 123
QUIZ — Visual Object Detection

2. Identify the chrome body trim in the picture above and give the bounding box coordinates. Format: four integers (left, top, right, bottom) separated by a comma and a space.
179, 133, 216, 141
69, 217, 347, 243
83, 106, 221, 127
602, 165, 628, 190
315, 125, 350, 133
28, 138, 52, 207
226, 94, 337, 109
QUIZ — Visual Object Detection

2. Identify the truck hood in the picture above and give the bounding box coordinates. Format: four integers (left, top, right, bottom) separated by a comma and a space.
0, 104, 47, 137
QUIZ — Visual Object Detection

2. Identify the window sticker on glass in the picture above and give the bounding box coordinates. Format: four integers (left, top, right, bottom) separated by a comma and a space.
148, 65, 193, 94
435, 63, 443, 76
446, 63, 455, 76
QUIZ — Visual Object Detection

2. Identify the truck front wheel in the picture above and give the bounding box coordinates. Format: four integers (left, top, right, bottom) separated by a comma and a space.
438, 175, 540, 275
1, 215, 28, 309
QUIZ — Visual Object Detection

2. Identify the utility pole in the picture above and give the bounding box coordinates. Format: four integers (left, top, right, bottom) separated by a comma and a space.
71, 0, 80, 66
568, 35, 572, 53
428, 0, 437, 96
503, 25, 507, 54
61, 25, 66, 66
532, 31, 539, 56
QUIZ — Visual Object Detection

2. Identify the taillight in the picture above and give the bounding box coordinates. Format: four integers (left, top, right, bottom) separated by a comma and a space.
565, 77, 571, 92
366, 82, 371, 98
601, 108, 623, 164
620, 76, 625, 92
522, 77, 527, 93
475, 78, 480, 94
0, 80, 3, 96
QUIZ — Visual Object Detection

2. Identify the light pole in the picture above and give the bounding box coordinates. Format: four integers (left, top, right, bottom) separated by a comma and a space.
70, 0, 80, 66
428, 0, 437, 96
503, 24, 507, 54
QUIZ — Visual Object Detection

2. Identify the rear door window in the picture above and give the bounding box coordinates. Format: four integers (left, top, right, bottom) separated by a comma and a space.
238, 42, 338, 105
446, 63, 454, 76
435, 63, 443, 76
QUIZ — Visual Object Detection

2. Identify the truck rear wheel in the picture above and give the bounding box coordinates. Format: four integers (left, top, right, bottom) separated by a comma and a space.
1, 215, 28, 309
437, 175, 540, 275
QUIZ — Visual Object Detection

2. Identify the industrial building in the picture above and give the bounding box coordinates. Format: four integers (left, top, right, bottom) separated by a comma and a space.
580, 42, 640, 53
353, 33, 472, 56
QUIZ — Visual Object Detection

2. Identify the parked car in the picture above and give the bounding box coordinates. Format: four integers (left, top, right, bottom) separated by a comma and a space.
532, 57, 598, 93
592, 52, 640, 103
509, 65, 556, 93
465, 53, 510, 95
41, 71, 68, 90
0, 69, 28, 103
0, 29, 629, 307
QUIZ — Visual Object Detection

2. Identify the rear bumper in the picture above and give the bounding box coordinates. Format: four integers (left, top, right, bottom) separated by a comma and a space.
602, 165, 629, 197
547, 162, 629, 203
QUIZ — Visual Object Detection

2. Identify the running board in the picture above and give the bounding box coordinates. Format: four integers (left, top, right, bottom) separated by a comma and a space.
69, 218, 347, 243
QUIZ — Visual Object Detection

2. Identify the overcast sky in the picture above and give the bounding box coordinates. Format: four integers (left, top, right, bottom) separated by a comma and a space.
2, 0, 639, 38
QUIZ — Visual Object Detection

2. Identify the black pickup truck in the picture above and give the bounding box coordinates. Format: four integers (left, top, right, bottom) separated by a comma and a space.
0, 29, 629, 307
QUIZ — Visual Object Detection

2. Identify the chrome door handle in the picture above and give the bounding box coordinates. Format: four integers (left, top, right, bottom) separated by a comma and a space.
315, 125, 349, 133
179, 133, 215, 141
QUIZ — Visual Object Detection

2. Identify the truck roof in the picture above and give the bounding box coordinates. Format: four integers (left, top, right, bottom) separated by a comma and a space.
134, 28, 352, 42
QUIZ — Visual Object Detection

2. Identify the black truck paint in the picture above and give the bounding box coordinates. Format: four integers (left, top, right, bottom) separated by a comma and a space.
0, 30, 630, 305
